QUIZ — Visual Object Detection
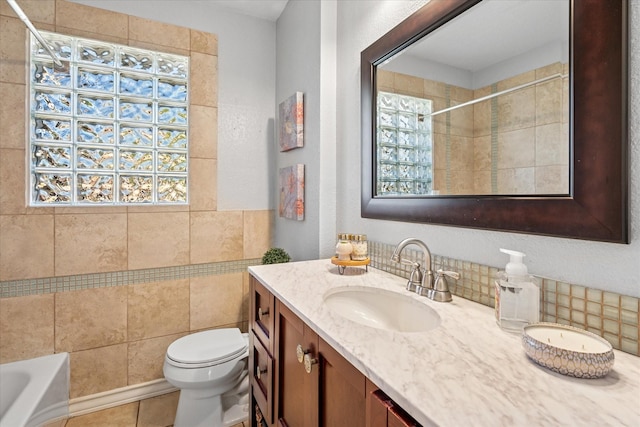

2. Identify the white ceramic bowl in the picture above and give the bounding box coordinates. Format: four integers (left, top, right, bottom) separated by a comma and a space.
522, 322, 615, 378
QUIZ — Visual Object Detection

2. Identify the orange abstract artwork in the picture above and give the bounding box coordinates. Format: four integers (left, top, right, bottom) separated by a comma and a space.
279, 164, 305, 221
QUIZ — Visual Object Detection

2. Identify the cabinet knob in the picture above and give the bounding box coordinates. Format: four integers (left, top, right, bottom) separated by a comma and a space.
303, 353, 318, 374
258, 307, 269, 321
256, 365, 267, 380
296, 344, 309, 363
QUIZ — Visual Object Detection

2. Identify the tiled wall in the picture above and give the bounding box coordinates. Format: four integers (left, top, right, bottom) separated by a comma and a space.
377, 64, 568, 195
369, 241, 640, 357
0, 0, 273, 401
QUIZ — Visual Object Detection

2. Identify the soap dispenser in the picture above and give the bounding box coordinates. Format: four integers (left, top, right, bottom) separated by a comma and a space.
495, 248, 540, 332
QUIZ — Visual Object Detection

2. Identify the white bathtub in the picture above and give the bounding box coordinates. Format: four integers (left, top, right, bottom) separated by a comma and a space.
0, 353, 69, 427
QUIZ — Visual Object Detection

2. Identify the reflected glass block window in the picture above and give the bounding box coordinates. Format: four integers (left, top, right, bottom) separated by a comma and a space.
377, 92, 433, 196
29, 31, 189, 205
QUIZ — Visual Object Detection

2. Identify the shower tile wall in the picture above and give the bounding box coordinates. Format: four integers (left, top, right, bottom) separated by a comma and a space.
0, 0, 273, 402
377, 63, 568, 195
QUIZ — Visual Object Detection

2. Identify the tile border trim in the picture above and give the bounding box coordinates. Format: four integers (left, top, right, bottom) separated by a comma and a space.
0, 258, 261, 298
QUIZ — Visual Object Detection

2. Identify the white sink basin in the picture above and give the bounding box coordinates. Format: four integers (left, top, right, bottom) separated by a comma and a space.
323, 286, 441, 333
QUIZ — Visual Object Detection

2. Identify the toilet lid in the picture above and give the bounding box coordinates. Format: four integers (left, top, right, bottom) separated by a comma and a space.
167, 328, 248, 366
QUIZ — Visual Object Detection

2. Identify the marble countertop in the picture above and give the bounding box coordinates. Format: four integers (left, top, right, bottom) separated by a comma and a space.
249, 259, 640, 427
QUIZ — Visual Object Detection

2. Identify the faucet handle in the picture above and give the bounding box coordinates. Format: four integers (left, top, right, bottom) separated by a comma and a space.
430, 269, 458, 302
436, 269, 460, 280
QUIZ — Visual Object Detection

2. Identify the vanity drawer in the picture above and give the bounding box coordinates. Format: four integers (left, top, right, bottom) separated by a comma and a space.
252, 332, 273, 424
250, 275, 275, 353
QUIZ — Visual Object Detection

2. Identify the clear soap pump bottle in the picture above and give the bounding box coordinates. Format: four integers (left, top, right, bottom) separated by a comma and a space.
495, 248, 540, 332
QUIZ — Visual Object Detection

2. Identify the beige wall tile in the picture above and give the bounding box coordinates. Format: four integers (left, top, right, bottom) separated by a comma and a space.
497, 69, 535, 91
449, 136, 474, 172
450, 85, 473, 103
0, 149, 26, 215
497, 87, 536, 132
377, 70, 394, 89
473, 135, 492, 171
66, 402, 138, 426
536, 62, 563, 79
128, 333, 184, 384
0, 16, 27, 84
190, 273, 244, 330
128, 279, 190, 341
54, 26, 127, 45
0, 294, 54, 363
0, 214, 54, 281
473, 170, 492, 195
54, 213, 128, 276
243, 210, 273, 259
137, 391, 180, 427
69, 343, 128, 398
473, 99, 492, 138
449, 100, 474, 137
55, 286, 127, 352
430, 97, 448, 135
497, 127, 535, 169
424, 78, 446, 99
497, 167, 535, 194
125, 39, 189, 57
191, 30, 218, 55
536, 123, 568, 166
128, 16, 190, 51
189, 158, 217, 211
0, 0, 55, 23
190, 52, 217, 107
393, 72, 423, 97
127, 212, 190, 269
536, 78, 563, 125
448, 170, 474, 195
0, 83, 26, 149
432, 133, 446, 170
189, 105, 217, 159
54, 206, 127, 215
190, 211, 243, 263
536, 164, 569, 194
55, 0, 127, 40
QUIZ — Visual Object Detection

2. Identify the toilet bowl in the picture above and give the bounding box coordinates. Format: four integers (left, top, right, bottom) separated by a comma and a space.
163, 328, 249, 427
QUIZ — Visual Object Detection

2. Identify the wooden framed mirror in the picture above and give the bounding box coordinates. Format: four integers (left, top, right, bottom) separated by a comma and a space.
361, 0, 628, 243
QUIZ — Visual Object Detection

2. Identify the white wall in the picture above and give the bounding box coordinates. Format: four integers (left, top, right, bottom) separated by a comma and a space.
71, 0, 277, 211
336, 0, 640, 297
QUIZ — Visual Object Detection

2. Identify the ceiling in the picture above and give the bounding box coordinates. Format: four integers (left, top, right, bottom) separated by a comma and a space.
211, 0, 289, 21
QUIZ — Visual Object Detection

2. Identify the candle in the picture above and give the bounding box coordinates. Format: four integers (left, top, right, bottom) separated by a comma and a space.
525, 324, 611, 353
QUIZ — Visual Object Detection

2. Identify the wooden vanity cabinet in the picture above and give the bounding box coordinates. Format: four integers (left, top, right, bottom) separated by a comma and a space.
250, 274, 420, 427
366, 380, 421, 427
250, 277, 275, 426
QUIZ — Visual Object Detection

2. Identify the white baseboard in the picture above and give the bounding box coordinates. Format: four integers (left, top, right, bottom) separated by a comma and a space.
69, 379, 177, 417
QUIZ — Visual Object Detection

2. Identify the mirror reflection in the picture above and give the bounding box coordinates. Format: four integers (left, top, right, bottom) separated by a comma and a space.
375, 0, 570, 197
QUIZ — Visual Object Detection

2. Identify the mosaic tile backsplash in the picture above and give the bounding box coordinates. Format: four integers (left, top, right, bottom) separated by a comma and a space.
368, 241, 639, 357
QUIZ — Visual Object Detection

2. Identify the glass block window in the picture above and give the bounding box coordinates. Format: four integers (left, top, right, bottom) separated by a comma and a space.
376, 92, 433, 196
29, 31, 189, 205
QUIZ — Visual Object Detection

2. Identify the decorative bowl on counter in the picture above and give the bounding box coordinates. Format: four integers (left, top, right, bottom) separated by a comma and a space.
522, 322, 615, 378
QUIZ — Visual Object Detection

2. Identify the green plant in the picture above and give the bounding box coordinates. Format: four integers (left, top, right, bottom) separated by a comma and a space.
262, 248, 291, 264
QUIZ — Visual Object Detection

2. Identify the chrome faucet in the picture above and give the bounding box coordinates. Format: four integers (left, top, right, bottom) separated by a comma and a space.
390, 238, 458, 302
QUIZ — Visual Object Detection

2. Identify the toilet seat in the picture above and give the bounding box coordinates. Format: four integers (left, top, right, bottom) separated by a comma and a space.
167, 328, 248, 369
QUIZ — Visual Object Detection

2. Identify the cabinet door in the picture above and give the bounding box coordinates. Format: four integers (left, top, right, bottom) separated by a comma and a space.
251, 276, 275, 353
251, 332, 273, 424
275, 301, 319, 427
318, 337, 366, 426
366, 383, 422, 427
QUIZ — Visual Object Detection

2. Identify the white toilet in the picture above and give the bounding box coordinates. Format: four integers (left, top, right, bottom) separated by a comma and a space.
163, 328, 250, 427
